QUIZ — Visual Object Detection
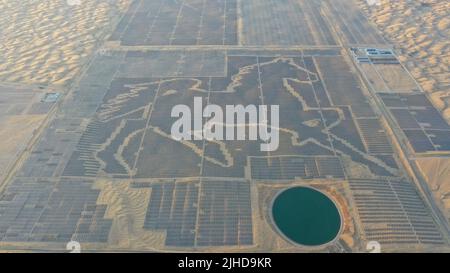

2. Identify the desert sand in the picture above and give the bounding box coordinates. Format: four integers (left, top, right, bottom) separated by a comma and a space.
0, 0, 130, 86
94, 180, 168, 251
416, 157, 450, 222
0, 115, 45, 182
357, 0, 450, 122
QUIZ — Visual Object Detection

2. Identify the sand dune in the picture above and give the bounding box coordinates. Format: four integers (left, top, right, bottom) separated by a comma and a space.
0, 0, 130, 86
416, 158, 450, 222
357, 0, 450, 122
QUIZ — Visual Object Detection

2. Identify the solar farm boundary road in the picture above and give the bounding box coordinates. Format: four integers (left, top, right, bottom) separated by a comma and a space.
103, 44, 343, 51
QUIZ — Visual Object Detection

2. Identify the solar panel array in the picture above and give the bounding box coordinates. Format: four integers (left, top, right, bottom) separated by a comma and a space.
143, 180, 253, 247
0, 178, 111, 242
349, 178, 444, 245
379, 93, 450, 153
110, 0, 238, 46
356, 118, 394, 154
250, 156, 345, 180
144, 182, 199, 247
197, 180, 253, 246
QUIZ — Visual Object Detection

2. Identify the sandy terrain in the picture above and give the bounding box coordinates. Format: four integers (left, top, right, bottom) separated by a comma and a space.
375, 64, 420, 92
357, 0, 450, 122
94, 179, 168, 251
0, 0, 130, 86
416, 157, 450, 223
0, 115, 45, 181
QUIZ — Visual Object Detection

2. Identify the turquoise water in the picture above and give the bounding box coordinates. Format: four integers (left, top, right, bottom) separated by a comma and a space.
272, 187, 341, 246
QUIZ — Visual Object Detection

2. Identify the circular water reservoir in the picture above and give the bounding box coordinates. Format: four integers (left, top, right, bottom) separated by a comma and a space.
272, 186, 341, 247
